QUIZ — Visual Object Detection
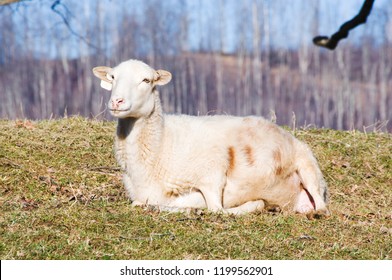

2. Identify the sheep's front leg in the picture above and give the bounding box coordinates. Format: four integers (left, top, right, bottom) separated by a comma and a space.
225, 200, 265, 215
132, 201, 190, 213
198, 173, 226, 212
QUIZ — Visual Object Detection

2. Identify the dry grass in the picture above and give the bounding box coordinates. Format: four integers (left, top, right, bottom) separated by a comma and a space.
0, 117, 391, 259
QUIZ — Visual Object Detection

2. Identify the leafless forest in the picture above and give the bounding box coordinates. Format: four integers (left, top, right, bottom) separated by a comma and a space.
1, 0, 391, 131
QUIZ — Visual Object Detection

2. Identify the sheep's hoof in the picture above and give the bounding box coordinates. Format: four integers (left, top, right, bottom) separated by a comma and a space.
265, 205, 281, 213
306, 208, 331, 220
131, 201, 145, 207
186, 208, 205, 215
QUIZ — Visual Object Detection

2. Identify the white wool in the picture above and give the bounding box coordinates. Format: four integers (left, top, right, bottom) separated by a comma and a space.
92, 59, 329, 215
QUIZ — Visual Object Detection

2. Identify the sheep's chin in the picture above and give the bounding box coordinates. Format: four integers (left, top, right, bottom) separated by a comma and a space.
110, 109, 133, 118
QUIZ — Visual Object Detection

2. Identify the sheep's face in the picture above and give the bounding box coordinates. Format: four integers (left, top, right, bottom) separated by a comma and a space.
93, 59, 171, 118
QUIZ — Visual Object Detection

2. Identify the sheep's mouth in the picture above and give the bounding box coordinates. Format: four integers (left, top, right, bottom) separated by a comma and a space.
109, 108, 132, 117
110, 109, 129, 112
109, 107, 132, 113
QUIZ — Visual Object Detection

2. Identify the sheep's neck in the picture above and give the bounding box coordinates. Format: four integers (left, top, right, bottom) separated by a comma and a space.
116, 91, 164, 170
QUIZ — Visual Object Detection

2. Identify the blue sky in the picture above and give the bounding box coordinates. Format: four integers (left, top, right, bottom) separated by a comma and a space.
2, 0, 390, 59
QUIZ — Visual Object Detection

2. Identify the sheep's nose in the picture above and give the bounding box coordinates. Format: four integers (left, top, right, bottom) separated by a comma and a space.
112, 98, 125, 109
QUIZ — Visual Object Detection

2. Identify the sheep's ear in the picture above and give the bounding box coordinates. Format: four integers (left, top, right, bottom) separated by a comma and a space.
154, 70, 172, 86
92, 66, 113, 91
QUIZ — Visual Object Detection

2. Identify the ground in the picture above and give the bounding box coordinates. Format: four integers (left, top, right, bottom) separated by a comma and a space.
0, 117, 391, 259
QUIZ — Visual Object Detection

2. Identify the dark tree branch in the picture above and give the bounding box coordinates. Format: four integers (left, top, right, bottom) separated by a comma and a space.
0, 0, 22, 5
51, 0, 100, 50
313, 0, 375, 50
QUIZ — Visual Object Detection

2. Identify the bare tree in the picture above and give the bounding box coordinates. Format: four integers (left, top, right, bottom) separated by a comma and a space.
313, 0, 375, 50
0, 0, 390, 131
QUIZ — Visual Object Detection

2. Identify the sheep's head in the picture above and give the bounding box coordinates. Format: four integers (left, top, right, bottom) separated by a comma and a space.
93, 59, 171, 118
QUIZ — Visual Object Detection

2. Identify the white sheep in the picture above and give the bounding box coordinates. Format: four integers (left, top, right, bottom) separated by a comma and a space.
92, 59, 329, 216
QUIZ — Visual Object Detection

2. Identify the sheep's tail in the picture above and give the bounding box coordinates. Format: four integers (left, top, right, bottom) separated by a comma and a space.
294, 140, 329, 213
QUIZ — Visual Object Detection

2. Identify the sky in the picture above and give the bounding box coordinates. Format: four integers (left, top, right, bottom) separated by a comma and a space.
2, 0, 391, 59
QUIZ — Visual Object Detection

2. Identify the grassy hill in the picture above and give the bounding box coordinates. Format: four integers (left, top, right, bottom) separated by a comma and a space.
0, 117, 391, 259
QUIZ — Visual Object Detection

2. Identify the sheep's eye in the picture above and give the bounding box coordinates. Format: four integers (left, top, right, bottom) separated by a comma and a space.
106, 73, 115, 81
143, 78, 151, 84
